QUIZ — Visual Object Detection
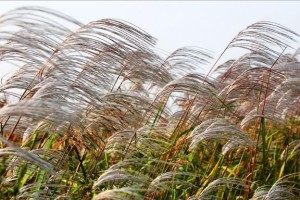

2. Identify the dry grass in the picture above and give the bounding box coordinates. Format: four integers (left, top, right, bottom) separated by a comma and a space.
0, 7, 299, 200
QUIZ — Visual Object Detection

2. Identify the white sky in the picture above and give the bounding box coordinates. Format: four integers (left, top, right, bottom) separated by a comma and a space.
0, 1, 300, 76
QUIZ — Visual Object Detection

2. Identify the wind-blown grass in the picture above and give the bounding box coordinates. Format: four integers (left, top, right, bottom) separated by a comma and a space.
0, 6, 299, 200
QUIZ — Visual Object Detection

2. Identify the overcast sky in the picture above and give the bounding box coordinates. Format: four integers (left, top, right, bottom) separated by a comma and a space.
0, 1, 300, 75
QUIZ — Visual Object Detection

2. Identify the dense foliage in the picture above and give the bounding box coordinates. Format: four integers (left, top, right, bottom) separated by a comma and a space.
0, 7, 299, 200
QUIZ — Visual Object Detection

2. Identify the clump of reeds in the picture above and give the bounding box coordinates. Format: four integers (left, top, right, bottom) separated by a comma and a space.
0, 7, 299, 200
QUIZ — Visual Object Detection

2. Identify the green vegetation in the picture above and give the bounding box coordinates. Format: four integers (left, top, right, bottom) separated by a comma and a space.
0, 7, 299, 200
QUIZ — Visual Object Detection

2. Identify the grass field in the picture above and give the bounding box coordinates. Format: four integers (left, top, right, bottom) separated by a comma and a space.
0, 7, 299, 200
